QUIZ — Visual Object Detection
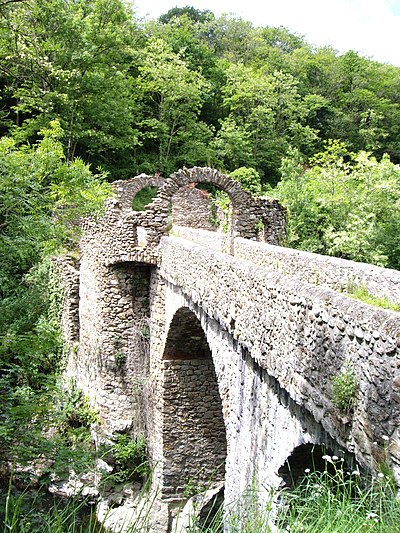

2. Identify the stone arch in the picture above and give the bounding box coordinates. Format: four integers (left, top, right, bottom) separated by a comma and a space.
163, 307, 212, 360
109, 167, 285, 252
278, 443, 354, 489
112, 175, 166, 211
160, 306, 227, 497
162, 167, 256, 240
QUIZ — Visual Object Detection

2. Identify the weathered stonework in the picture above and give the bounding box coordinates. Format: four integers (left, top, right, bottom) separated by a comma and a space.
59, 167, 400, 532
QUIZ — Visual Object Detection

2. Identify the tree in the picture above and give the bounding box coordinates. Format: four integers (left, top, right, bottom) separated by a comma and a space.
0, 121, 111, 478
159, 5, 213, 24
212, 63, 320, 182
0, 0, 141, 178
274, 141, 400, 269
134, 38, 214, 175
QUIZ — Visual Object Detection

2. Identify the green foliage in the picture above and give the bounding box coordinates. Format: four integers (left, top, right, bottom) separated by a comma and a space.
332, 363, 358, 412
114, 352, 127, 367
111, 433, 150, 483
210, 190, 231, 233
58, 381, 99, 429
230, 167, 262, 195
274, 142, 400, 269
131, 186, 159, 211
0, 122, 110, 484
0, 0, 140, 178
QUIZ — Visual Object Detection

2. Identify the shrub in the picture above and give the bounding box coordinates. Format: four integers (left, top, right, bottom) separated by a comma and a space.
332, 363, 358, 411
111, 433, 150, 483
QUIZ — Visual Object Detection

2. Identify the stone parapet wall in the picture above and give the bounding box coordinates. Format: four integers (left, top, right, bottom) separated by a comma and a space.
171, 226, 229, 253
159, 235, 400, 478
234, 239, 400, 303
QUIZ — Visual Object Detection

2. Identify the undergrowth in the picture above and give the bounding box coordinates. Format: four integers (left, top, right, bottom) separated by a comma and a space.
276, 456, 400, 532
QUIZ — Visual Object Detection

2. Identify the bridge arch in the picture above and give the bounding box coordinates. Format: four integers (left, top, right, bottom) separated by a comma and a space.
160, 306, 227, 497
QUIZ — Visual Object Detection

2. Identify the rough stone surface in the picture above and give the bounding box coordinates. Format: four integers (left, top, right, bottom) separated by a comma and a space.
58, 167, 400, 532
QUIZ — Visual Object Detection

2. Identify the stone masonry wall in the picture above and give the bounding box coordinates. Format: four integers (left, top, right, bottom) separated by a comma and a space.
158, 235, 400, 482
167, 228, 400, 306
171, 186, 214, 231
161, 358, 226, 497
69, 254, 152, 432
54, 256, 80, 346
235, 238, 400, 304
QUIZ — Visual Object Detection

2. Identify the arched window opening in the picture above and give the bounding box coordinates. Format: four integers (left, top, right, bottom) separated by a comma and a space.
132, 186, 159, 211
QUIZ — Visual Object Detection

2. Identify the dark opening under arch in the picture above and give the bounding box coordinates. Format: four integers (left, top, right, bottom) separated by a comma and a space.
278, 443, 354, 489
161, 307, 227, 498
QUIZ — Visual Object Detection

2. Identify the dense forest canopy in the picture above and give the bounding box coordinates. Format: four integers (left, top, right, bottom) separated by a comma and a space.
0, 0, 400, 494
1, 0, 400, 182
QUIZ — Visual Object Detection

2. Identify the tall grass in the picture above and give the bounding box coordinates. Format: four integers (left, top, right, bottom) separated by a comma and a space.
3, 457, 400, 532
276, 456, 400, 533
2, 485, 101, 532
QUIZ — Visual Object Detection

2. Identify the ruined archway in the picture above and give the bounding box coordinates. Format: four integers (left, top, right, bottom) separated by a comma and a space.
160, 307, 227, 497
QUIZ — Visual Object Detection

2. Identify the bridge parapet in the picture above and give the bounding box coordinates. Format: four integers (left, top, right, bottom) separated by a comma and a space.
159, 235, 400, 480
165, 228, 400, 305
234, 238, 400, 304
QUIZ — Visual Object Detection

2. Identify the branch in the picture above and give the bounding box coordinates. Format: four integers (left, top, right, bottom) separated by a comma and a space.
0, 0, 26, 6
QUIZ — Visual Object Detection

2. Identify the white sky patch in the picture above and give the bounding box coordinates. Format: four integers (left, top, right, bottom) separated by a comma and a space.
133, 0, 400, 66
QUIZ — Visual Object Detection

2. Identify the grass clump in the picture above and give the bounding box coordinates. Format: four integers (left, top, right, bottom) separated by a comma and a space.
332, 363, 358, 412
346, 284, 400, 312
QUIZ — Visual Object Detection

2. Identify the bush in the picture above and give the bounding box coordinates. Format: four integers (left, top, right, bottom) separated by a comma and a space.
274, 142, 400, 269
111, 433, 150, 483
332, 363, 358, 412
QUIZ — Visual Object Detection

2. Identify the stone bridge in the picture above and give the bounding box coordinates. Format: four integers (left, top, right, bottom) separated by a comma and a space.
58, 167, 400, 530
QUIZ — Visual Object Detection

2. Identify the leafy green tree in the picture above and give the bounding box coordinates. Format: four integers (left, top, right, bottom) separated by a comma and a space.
159, 5, 213, 24
275, 141, 400, 269
0, 121, 110, 474
134, 38, 214, 175
230, 167, 262, 195
0, 0, 141, 178
213, 63, 320, 181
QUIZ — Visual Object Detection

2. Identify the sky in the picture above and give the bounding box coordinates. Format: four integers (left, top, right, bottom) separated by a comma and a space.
133, 0, 400, 66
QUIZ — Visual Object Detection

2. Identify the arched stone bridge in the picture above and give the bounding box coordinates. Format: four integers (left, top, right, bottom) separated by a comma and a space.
59, 167, 400, 530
